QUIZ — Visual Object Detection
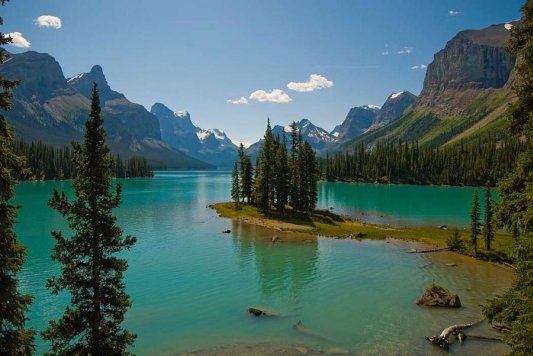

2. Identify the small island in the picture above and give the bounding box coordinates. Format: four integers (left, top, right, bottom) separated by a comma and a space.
210, 202, 514, 252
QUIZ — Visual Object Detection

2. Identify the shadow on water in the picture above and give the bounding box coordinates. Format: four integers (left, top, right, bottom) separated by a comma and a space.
230, 221, 319, 301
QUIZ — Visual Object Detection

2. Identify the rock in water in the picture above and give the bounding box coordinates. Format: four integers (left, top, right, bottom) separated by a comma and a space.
248, 307, 277, 317
416, 284, 462, 308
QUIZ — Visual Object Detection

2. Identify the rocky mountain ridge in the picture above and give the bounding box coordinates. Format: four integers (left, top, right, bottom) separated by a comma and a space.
1, 51, 211, 169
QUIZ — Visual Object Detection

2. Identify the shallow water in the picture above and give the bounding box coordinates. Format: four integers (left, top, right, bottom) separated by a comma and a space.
14, 171, 511, 355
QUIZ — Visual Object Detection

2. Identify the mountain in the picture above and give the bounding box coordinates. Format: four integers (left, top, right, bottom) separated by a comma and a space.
331, 105, 380, 142
1, 51, 212, 169
368, 91, 417, 130
246, 118, 335, 159
150, 103, 238, 167
340, 22, 517, 150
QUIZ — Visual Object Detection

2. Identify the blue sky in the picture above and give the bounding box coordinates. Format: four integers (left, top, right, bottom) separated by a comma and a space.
3, 0, 524, 144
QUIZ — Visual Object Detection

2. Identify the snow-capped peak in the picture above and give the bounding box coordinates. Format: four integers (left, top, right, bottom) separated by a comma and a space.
176, 110, 189, 118
231, 140, 252, 148
196, 128, 228, 142
362, 104, 381, 111
67, 72, 85, 83
390, 91, 405, 99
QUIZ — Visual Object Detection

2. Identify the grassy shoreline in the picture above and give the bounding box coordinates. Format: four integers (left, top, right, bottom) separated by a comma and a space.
210, 202, 514, 262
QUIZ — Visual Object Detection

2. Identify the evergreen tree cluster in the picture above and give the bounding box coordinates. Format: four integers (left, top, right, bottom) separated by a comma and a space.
469, 188, 495, 256
232, 120, 319, 214
323, 137, 525, 186
12, 139, 153, 180
0, 1, 35, 352
483, 2, 533, 354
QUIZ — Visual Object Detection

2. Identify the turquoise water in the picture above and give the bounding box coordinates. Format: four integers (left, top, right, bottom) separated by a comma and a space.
317, 181, 493, 227
15, 172, 510, 355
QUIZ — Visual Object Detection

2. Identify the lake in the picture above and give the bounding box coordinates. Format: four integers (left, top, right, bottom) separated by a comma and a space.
15, 171, 511, 355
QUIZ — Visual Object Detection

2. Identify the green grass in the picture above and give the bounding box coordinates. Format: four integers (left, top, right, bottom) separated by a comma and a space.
211, 202, 514, 261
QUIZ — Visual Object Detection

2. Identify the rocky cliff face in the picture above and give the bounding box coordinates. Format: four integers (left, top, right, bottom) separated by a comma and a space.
1, 51, 89, 143
416, 23, 516, 116
68, 66, 161, 141
150, 103, 238, 167
340, 22, 518, 151
68, 65, 124, 102
151, 103, 201, 152
370, 91, 417, 130
332, 105, 379, 142
1, 51, 211, 169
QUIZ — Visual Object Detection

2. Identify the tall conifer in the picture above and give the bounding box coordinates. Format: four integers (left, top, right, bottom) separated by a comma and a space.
231, 162, 240, 208
470, 191, 481, 255
254, 119, 275, 212
482, 187, 494, 250
43, 84, 136, 354
289, 122, 300, 211
274, 135, 289, 213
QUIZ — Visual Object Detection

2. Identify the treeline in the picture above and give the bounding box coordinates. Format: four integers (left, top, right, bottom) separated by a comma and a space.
12, 139, 153, 180
322, 136, 525, 186
232, 120, 319, 213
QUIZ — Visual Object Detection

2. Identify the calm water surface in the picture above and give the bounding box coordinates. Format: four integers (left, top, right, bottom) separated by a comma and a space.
15, 171, 511, 355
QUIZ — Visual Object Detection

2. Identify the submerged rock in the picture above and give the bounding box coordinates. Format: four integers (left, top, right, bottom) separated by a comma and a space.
416, 284, 461, 308
248, 307, 278, 317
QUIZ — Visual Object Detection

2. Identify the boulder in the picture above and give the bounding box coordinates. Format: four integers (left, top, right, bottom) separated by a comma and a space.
247, 307, 277, 317
417, 284, 461, 308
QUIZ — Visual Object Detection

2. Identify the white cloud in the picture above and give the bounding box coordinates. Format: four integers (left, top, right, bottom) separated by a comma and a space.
448, 10, 461, 16
381, 51, 389, 55
411, 64, 427, 70
6, 32, 30, 48
398, 47, 413, 55
226, 97, 249, 105
286, 74, 334, 92
249, 89, 292, 103
34, 15, 62, 29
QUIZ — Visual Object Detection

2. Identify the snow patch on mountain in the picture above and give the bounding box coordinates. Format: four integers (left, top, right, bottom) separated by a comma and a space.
390, 91, 405, 99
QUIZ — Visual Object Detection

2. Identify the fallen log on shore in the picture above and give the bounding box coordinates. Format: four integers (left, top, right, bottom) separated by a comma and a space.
409, 247, 448, 254
468, 334, 502, 341
425, 323, 475, 348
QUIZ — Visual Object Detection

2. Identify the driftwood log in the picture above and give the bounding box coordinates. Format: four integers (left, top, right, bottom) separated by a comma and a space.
409, 247, 448, 254
293, 320, 332, 342
425, 323, 475, 348
426, 323, 474, 349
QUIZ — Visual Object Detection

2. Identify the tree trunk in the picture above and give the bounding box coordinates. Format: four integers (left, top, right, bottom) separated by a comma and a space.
425, 323, 475, 349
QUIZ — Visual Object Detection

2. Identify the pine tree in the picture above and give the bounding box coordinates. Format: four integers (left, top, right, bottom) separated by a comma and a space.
238, 143, 253, 203
254, 119, 275, 212
470, 191, 481, 255
297, 130, 310, 212
274, 135, 289, 213
483, 2, 533, 353
303, 141, 318, 211
289, 122, 300, 211
446, 228, 464, 252
482, 187, 494, 251
43, 84, 136, 354
231, 162, 240, 208
0, 1, 36, 352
